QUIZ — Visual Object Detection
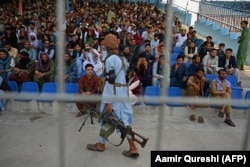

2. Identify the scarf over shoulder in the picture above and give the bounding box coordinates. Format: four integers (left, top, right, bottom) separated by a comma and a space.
216, 77, 231, 91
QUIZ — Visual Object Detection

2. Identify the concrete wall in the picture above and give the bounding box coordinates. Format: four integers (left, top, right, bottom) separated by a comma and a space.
172, 0, 201, 26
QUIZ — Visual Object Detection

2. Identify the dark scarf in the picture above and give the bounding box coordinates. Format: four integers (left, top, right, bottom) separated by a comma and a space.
37, 57, 51, 72
19, 58, 31, 69
0, 55, 12, 70
187, 46, 195, 54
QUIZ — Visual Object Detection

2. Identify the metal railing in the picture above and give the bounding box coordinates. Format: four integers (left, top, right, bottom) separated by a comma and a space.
161, 0, 250, 32
198, 1, 250, 32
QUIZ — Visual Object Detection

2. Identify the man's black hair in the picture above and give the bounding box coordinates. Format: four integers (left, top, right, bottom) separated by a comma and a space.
218, 68, 226, 74
195, 67, 204, 73
192, 54, 200, 60
225, 48, 233, 52
206, 36, 212, 40
241, 20, 248, 25
176, 55, 184, 60
154, 33, 158, 37
143, 39, 150, 44
210, 48, 217, 52
219, 43, 225, 47
85, 63, 94, 69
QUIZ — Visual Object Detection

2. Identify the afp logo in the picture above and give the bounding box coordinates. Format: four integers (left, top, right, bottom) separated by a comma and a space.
222, 155, 246, 164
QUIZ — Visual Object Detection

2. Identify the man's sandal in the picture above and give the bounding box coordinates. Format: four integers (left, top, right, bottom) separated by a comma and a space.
189, 114, 195, 121
218, 111, 224, 118
198, 116, 204, 123
87, 143, 105, 152
224, 119, 236, 127
75, 110, 86, 117
122, 150, 139, 158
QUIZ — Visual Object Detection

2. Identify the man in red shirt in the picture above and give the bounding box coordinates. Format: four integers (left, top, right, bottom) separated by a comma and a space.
75, 63, 99, 117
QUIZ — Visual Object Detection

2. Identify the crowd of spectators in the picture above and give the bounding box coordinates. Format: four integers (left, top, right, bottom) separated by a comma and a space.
0, 1, 241, 126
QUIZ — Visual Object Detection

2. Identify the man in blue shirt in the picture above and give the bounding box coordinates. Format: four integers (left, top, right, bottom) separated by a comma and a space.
170, 55, 188, 89
188, 55, 204, 77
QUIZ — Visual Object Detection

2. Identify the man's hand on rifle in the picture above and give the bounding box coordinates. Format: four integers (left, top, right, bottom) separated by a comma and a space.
105, 103, 112, 113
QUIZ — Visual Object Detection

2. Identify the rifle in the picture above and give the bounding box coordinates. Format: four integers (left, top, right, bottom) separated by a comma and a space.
78, 107, 95, 132
78, 104, 149, 148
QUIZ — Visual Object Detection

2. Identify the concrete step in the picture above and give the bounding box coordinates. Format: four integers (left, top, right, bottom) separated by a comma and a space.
244, 65, 250, 70
238, 68, 250, 88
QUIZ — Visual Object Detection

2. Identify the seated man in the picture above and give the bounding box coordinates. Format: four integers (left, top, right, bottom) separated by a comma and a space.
170, 55, 188, 90
184, 41, 198, 63
71, 43, 84, 79
9, 51, 36, 89
174, 28, 187, 47
202, 48, 220, 74
34, 52, 55, 90
4, 41, 18, 62
134, 55, 152, 95
83, 44, 103, 77
0, 48, 15, 80
198, 42, 213, 62
186, 68, 209, 123
152, 55, 164, 87
209, 69, 235, 127
20, 41, 37, 61
217, 43, 225, 58
187, 54, 204, 77
38, 39, 55, 60
122, 45, 133, 64
201, 36, 214, 48
218, 48, 240, 85
64, 52, 78, 83
137, 44, 155, 67
75, 63, 99, 117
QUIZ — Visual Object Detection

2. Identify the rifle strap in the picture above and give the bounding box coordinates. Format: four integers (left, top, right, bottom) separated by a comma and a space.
84, 104, 127, 147
103, 53, 124, 76
105, 136, 126, 147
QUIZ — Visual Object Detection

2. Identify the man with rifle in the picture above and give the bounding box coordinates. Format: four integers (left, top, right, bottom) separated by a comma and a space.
86, 34, 147, 158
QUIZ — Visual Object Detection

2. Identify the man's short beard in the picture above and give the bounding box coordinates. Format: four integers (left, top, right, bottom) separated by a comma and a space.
196, 75, 203, 79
